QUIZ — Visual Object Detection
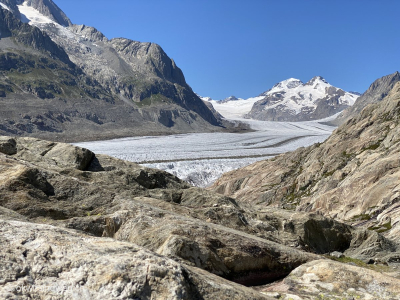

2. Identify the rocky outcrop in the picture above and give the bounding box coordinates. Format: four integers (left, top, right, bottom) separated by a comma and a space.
332, 71, 400, 126
0, 137, 318, 288
211, 80, 400, 251
1, 136, 399, 297
0, 220, 272, 300
244, 77, 359, 121
0, 136, 17, 154
262, 259, 400, 300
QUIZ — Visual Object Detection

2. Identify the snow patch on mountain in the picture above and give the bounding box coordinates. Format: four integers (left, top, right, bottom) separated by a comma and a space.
0, 2, 10, 11
203, 96, 265, 119
17, 2, 75, 38
262, 78, 303, 95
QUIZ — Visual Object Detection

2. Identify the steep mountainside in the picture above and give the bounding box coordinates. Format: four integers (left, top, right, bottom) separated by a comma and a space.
0, 135, 399, 299
332, 71, 400, 126
245, 76, 359, 121
211, 77, 400, 245
0, 1, 223, 141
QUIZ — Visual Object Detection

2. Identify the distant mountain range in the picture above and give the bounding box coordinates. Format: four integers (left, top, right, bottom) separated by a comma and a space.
0, 0, 226, 142
203, 76, 360, 121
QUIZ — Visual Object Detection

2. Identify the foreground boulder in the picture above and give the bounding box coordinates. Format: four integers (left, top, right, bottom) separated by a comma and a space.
262, 259, 400, 300
0, 220, 271, 300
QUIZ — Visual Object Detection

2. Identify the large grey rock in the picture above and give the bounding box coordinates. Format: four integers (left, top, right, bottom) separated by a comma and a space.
0, 137, 320, 287
0, 220, 272, 299
0, 136, 16, 155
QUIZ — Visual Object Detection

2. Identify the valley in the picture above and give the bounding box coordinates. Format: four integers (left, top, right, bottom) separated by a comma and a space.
1, 1, 400, 299
75, 117, 335, 187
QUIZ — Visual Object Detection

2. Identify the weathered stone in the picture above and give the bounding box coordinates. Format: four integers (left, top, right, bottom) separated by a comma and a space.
263, 259, 400, 300
0, 220, 272, 300
1, 135, 399, 297
0, 136, 16, 155
0, 137, 318, 288
330, 251, 344, 258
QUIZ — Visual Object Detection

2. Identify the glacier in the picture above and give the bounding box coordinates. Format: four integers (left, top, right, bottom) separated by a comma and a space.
75, 117, 336, 187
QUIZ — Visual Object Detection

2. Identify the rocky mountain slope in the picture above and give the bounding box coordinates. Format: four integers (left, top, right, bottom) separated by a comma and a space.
0, 135, 399, 299
0, 0, 225, 142
331, 71, 400, 126
210, 74, 400, 248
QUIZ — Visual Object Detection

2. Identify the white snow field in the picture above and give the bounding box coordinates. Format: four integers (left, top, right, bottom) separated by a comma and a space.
0, 2, 10, 11
206, 96, 265, 119
75, 117, 336, 187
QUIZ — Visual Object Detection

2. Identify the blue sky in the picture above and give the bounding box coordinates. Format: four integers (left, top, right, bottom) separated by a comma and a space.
55, 0, 400, 99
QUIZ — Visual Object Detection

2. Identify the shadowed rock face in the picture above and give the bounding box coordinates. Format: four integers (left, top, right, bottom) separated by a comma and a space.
210, 79, 400, 252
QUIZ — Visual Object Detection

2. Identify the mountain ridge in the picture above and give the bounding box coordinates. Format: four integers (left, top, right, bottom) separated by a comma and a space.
203, 76, 359, 121
331, 71, 400, 126
0, 0, 227, 141
245, 76, 359, 121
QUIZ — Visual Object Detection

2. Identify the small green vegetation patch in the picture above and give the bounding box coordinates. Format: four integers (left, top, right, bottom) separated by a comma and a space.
324, 255, 391, 273
137, 93, 172, 107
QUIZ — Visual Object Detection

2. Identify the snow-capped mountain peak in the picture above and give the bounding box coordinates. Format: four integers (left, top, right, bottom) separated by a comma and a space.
11, 0, 76, 39
261, 78, 303, 96
199, 96, 213, 102
246, 76, 359, 121
273, 78, 303, 90
224, 95, 240, 101
306, 76, 328, 85
205, 76, 360, 121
